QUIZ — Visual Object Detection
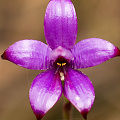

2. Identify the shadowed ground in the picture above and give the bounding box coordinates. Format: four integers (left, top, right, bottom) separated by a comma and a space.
0, 0, 120, 120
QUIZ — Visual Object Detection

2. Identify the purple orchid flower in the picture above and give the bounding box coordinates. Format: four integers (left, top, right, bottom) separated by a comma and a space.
1, 0, 120, 119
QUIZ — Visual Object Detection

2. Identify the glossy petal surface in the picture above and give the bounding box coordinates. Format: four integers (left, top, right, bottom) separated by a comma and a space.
64, 68, 95, 119
29, 68, 62, 119
71, 38, 120, 69
44, 0, 77, 50
1, 40, 52, 70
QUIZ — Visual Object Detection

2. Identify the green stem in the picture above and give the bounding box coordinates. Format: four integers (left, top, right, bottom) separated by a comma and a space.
63, 97, 72, 120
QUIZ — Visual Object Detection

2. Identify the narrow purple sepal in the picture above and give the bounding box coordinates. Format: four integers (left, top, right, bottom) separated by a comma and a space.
63, 68, 95, 119
44, 0, 77, 50
1, 40, 52, 70
29, 68, 62, 120
71, 38, 120, 69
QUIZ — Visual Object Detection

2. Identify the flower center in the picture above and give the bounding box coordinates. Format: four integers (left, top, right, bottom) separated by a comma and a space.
55, 56, 68, 67
49, 46, 73, 81
49, 46, 73, 66
54, 56, 68, 81
57, 62, 66, 66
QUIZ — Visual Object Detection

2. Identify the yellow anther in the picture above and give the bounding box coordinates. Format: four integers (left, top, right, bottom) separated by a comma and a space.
62, 63, 66, 66
57, 62, 66, 66
57, 63, 61, 66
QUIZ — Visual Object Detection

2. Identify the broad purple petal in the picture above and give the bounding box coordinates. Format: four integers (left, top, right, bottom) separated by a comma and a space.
64, 68, 95, 119
44, 0, 77, 50
29, 68, 62, 120
71, 38, 120, 69
1, 40, 52, 70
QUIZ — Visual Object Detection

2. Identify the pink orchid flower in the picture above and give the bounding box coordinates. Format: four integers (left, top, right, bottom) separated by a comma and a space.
1, 0, 120, 119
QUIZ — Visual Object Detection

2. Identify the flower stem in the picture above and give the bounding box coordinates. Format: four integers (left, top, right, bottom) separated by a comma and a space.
63, 97, 72, 120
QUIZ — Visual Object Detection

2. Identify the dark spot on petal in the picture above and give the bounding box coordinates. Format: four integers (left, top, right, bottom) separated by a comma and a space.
1, 52, 6, 60
115, 47, 120, 56
34, 110, 45, 120
81, 109, 89, 120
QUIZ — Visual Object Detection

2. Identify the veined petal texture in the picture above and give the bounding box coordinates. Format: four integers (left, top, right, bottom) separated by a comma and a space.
1, 40, 52, 70
71, 38, 120, 69
44, 0, 77, 50
64, 68, 95, 119
29, 68, 62, 120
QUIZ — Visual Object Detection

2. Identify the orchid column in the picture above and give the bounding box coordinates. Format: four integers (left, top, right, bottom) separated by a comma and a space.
1, 0, 120, 120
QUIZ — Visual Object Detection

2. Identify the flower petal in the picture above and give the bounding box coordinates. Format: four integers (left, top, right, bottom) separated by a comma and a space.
64, 68, 95, 119
29, 68, 62, 120
71, 38, 120, 69
1, 40, 52, 70
44, 0, 77, 50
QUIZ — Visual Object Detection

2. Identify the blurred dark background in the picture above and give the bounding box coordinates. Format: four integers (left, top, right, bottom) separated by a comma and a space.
0, 0, 120, 120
